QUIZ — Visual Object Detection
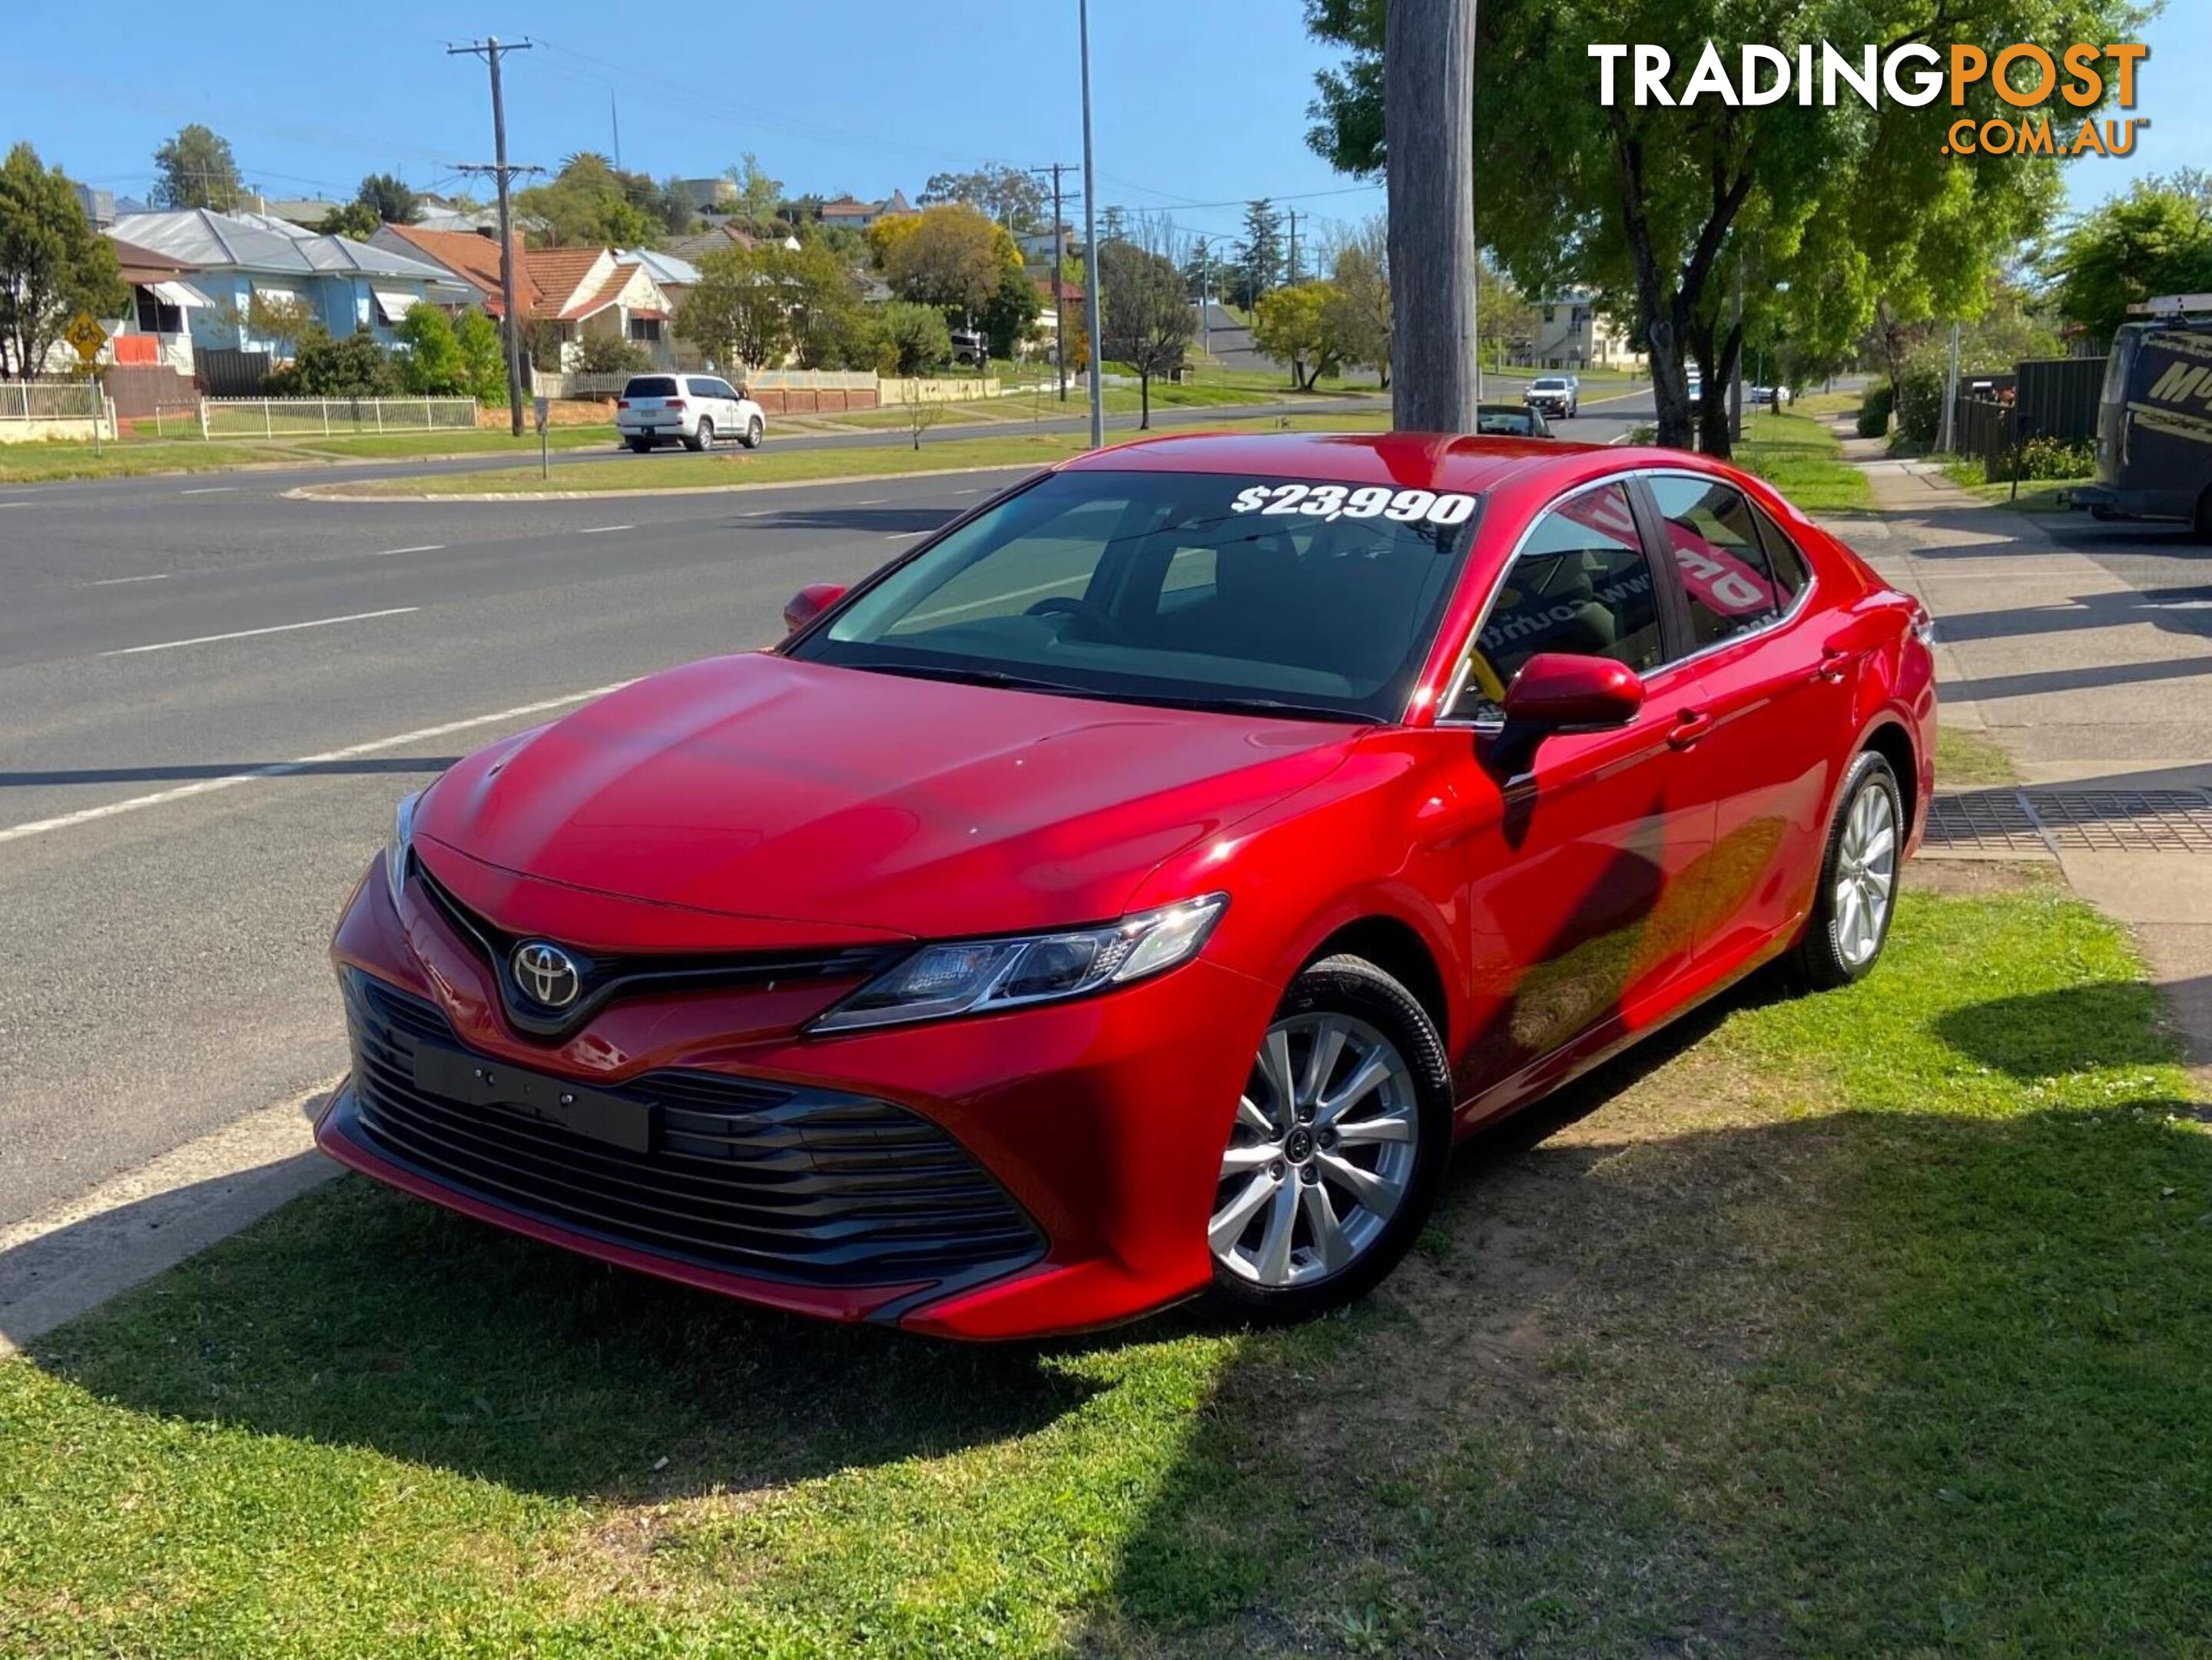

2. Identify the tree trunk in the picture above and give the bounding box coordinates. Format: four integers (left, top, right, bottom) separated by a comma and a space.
1695, 317, 1743, 458
1139, 371, 1150, 429
1385, 0, 1480, 432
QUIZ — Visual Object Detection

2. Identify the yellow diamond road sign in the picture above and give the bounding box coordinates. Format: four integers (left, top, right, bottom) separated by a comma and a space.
65, 312, 107, 364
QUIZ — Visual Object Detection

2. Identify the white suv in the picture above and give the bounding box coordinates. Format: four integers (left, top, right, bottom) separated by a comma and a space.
616, 374, 766, 453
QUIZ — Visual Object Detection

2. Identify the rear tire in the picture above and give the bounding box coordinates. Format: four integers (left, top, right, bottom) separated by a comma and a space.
2193, 485, 2212, 543
1208, 955, 1451, 1322
627, 437, 653, 454
1789, 750, 1904, 990
687, 419, 714, 453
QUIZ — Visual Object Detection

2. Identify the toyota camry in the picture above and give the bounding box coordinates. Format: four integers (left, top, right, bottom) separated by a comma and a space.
318, 430, 1935, 1340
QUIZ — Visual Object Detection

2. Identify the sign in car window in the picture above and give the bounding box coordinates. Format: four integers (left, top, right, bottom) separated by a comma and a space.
1229, 482, 1477, 528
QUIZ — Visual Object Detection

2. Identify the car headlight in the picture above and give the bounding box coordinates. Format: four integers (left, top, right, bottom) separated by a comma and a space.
811, 893, 1228, 1033
385, 790, 422, 910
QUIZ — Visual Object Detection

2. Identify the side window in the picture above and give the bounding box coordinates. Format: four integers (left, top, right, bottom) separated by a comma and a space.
1647, 476, 1787, 646
1751, 503, 1810, 599
1458, 483, 1662, 719
1159, 544, 1216, 606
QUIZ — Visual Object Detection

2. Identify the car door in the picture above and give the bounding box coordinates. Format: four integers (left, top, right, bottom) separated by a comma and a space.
1442, 479, 1714, 1108
1633, 472, 1852, 970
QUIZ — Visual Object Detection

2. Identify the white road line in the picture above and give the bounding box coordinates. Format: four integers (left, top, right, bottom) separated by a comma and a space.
370, 543, 445, 558
0, 500, 34, 508
88, 573, 171, 586
852, 497, 887, 505
884, 531, 924, 540
100, 606, 419, 658
0, 681, 633, 846
575, 523, 633, 535
177, 486, 235, 496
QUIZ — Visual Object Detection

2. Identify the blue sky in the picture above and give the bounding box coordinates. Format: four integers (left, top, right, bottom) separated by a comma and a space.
9, 1, 2199, 243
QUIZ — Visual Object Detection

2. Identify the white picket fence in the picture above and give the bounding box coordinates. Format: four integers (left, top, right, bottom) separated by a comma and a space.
199, 397, 478, 440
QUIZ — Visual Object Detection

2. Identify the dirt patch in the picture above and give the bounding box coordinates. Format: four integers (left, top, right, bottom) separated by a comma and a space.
1903, 859, 2061, 898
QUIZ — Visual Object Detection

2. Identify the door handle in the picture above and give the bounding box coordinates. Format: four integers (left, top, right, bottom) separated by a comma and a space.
1812, 646, 1854, 686
1666, 709, 1713, 749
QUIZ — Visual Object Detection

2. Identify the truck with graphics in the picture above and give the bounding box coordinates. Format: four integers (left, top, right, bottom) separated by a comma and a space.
2070, 312, 2212, 538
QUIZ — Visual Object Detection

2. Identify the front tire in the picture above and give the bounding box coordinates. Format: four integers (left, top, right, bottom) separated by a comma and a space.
744, 417, 764, 449
1789, 750, 1904, 990
1208, 955, 1451, 1320
2193, 485, 2211, 543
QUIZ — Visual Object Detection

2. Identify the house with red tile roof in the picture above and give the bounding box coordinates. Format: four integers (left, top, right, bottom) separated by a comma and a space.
368, 224, 540, 317
522, 247, 678, 369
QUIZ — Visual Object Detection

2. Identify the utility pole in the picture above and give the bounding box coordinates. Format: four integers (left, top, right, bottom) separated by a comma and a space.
1384, 0, 1480, 433
1728, 251, 1745, 447
1938, 320, 1961, 455
449, 36, 533, 435
1287, 208, 1299, 287
610, 92, 622, 171
1199, 241, 1211, 360
1078, 0, 1104, 449
1031, 162, 1076, 401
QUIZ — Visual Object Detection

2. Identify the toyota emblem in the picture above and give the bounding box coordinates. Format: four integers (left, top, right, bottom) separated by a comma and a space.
512, 941, 582, 1008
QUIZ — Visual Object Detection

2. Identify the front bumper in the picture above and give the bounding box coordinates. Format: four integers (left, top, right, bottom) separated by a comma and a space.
320, 856, 1278, 1339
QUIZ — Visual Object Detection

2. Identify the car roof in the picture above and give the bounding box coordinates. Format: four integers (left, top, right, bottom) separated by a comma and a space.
1055, 430, 1612, 494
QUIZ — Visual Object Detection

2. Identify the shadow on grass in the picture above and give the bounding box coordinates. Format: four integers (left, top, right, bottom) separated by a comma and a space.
19, 963, 2212, 1654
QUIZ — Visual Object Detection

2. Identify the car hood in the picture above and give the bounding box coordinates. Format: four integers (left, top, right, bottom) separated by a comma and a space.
416, 652, 1361, 942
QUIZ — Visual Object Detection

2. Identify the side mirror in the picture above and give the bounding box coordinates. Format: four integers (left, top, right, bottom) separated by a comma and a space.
784, 582, 847, 636
1501, 652, 1646, 729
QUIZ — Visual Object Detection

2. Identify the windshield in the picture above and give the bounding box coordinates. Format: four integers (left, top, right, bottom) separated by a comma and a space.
623, 376, 680, 398
1530, 379, 1568, 391
788, 468, 1480, 722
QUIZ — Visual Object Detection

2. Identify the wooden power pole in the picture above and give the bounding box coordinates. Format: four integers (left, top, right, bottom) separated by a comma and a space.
450, 36, 533, 436
1385, 0, 1480, 433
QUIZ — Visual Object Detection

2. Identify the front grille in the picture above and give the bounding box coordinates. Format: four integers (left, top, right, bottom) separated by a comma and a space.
340, 971, 1041, 1288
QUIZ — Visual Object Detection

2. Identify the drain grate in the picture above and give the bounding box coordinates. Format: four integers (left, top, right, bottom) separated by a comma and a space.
1924, 788, 2212, 856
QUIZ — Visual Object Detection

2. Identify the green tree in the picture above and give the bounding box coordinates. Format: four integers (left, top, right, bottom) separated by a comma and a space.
152, 124, 247, 212
725, 154, 784, 230
574, 333, 650, 374
1232, 200, 1284, 308
314, 201, 382, 240
264, 327, 403, 396
518, 154, 661, 248
0, 143, 127, 379
1099, 240, 1194, 426
454, 309, 507, 405
394, 304, 469, 393
980, 241, 1041, 360
918, 164, 1045, 231
1320, 221, 1391, 384
356, 173, 421, 225
678, 244, 796, 370
1252, 281, 1340, 390
2051, 174, 2212, 347
874, 301, 953, 375
1308, 0, 2135, 453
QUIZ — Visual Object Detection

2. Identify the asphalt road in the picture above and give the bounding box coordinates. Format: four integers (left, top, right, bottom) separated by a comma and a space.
0, 390, 1663, 1226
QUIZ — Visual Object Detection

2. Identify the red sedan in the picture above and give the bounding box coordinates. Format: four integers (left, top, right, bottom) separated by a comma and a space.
318, 431, 1935, 1340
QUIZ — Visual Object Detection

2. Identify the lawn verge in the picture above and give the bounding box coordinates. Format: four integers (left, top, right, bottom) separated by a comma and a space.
1736, 407, 1875, 513
4, 886, 2204, 1656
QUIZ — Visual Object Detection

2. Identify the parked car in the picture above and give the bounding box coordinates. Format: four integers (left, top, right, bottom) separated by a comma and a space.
615, 374, 765, 453
1475, 403, 1552, 437
950, 329, 990, 369
2070, 315, 2212, 536
1749, 384, 1791, 407
322, 431, 1936, 1339
1524, 376, 1579, 418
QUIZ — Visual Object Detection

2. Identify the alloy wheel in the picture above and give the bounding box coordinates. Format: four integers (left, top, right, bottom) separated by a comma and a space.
696, 420, 715, 451
1210, 1011, 1419, 1287
1834, 779, 1897, 967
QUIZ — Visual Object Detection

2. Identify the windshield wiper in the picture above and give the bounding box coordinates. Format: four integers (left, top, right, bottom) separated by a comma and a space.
837, 660, 1085, 696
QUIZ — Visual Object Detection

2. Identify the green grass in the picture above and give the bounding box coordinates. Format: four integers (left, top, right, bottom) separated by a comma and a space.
1937, 725, 2020, 786
0, 440, 307, 484
282, 427, 621, 460
1736, 407, 1875, 513
1929, 453, 2097, 515
3, 888, 2206, 1655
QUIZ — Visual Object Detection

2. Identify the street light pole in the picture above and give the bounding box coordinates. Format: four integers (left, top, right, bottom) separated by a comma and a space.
1078, 0, 1105, 450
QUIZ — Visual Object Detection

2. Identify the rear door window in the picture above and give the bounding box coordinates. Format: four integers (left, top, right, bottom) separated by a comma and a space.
1646, 476, 1791, 648
623, 377, 679, 400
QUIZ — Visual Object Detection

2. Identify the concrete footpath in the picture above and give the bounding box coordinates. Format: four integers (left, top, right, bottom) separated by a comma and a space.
1827, 437, 2212, 1092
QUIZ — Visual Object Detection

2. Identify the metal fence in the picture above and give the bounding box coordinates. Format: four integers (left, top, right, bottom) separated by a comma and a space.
199, 397, 479, 439
0, 380, 104, 420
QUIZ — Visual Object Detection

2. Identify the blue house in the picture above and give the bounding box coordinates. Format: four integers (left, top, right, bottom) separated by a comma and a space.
103, 209, 476, 357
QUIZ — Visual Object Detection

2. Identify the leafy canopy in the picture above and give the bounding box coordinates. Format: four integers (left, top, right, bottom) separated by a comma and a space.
152, 124, 247, 212
2051, 172, 2212, 345
0, 143, 127, 380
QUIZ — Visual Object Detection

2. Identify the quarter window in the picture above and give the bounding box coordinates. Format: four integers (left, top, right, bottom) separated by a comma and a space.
1647, 476, 1791, 646
1456, 482, 1662, 719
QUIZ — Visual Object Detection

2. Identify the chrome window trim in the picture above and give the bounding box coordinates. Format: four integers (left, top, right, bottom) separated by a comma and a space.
1426, 466, 1817, 729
